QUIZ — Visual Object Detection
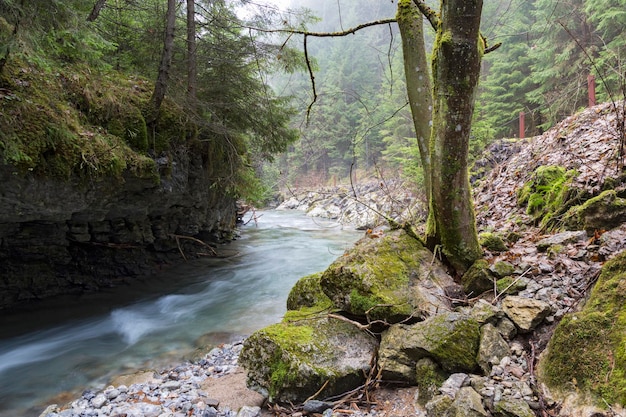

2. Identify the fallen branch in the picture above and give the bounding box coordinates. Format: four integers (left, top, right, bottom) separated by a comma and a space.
169, 234, 218, 260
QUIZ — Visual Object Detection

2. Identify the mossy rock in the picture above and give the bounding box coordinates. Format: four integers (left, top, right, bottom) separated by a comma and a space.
320, 229, 455, 323
564, 190, 626, 232
239, 308, 378, 404
462, 259, 496, 296
538, 250, 626, 407
378, 311, 481, 383
479, 232, 508, 252
517, 165, 586, 231
490, 261, 515, 278
286, 272, 332, 311
495, 276, 527, 296
415, 358, 448, 405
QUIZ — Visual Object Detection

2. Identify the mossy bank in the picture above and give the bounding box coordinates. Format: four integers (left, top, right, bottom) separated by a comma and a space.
0, 60, 241, 309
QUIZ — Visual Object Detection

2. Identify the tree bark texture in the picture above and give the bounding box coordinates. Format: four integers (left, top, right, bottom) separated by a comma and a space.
397, 0, 433, 205
87, 0, 108, 22
147, 0, 177, 125
186, 0, 197, 109
426, 0, 483, 273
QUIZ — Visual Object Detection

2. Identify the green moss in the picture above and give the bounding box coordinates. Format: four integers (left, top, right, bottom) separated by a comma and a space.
496, 276, 526, 296
517, 165, 586, 231
415, 358, 447, 405
479, 232, 508, 252
564, 190, 626, 232
426, 313, 481, 372
286, 272, 331, 311
462, 259, 495, 296
320, 230, 430, 321
539, 251, 626, 406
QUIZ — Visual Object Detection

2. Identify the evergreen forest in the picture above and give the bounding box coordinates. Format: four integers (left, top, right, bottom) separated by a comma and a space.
0, 0, 625, 202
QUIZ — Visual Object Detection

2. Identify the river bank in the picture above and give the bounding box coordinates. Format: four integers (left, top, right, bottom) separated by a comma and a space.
0, 211, 361, 417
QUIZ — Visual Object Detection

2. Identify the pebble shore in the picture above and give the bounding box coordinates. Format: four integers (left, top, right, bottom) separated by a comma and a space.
40, 341, 262, 417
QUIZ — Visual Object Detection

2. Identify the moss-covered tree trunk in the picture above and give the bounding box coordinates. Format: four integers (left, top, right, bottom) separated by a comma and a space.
423, 0, 484, 273
397, 0, 433, 205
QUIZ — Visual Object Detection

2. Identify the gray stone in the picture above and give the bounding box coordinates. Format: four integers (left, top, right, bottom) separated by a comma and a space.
454, 387, 490, 417
379, 312, 481, 383
303, 400, 333, 413
477, 323, 511, 374
236, 406, 261, 417
439, 373, 470, 398
425, 395, 454, 417
536, 231, 586, 252
91, 393, 107, 408
470, 299, 504, 325
496, 318, 518, 341
240, 315, 377, 403
501, 296, 551, 333
494, 397, 535, 417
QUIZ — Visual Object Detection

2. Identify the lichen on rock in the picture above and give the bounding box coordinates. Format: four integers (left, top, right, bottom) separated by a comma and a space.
378, 311, 481, 383
319, 228, 455, 322
538, 250, 626, 407
239, 309, 377, 404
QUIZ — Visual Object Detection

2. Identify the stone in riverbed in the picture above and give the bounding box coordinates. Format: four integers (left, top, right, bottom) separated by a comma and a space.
320, 229, 456, 323
239, 308, 377, 404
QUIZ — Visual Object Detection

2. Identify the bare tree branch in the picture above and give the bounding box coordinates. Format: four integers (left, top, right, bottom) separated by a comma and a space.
251, 18, 397, 38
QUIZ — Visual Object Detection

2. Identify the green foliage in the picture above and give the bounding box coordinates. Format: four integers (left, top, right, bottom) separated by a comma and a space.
479, 0, 540, 138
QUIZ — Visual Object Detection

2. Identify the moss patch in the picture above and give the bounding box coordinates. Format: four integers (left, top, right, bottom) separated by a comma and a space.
462, 259, 496, 296
0, 58, 192, 181
286, 272, 331, 311
564, 190, 626, 232
517, 165, 586, 231
320, 229, 450, 322
539, 250, 626, 406
479, 232, 508, 252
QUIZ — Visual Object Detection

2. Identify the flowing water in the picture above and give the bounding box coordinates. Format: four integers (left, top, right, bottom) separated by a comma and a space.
0, 210, 361, 417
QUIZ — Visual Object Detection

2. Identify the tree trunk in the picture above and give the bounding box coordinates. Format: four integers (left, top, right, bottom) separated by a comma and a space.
397, 0, 432, 205
186, 0, 197, 110
426, 0, 483, 274
146, 0, 177, 126
87, 0, 108, 22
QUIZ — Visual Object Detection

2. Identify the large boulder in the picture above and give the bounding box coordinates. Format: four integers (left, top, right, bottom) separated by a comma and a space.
378, 311, 481, 383
320, 229, 456, 322
239, 309, 377, 404
538, 250, 626, 408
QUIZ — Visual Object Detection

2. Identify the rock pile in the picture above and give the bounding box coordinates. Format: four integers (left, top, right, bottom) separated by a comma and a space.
277, 180, 421, 229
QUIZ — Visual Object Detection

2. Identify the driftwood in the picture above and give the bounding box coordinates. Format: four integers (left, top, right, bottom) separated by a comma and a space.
169, 234, 217, 260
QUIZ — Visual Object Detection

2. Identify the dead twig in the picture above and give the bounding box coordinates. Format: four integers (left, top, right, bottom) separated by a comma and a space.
169, 234, 218, 260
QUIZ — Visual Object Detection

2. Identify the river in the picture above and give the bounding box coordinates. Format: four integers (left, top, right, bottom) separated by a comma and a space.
0, 210, 361, 417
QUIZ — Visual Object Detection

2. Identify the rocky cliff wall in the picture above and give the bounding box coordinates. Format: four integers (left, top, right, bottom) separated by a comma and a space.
0, 147, 237, 309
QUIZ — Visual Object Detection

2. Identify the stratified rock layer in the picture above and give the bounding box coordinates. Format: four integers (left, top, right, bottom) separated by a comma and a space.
0, 149, 236, 308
